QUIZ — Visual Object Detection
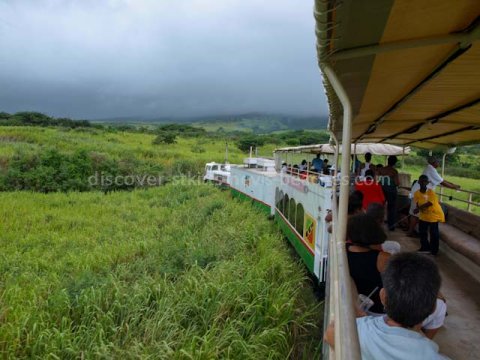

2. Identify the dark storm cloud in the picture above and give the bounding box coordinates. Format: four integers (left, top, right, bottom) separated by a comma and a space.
0, 0, 327, 119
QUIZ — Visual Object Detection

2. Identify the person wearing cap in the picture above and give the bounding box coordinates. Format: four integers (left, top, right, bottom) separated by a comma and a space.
422, 156, 460, 190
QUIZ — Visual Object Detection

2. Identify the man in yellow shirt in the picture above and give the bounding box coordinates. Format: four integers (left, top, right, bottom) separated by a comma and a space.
413, 175, 445, 255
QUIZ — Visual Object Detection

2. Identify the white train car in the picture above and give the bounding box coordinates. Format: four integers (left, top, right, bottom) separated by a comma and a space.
229, 155, 334, 283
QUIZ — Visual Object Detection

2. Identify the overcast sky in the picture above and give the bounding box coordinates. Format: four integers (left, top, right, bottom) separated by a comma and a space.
0, 0, 327, 119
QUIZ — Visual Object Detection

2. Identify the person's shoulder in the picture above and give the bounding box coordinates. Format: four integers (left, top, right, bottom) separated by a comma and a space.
356, 315, 381, 329
422, 164, 431, 173
427, 188, 437, 196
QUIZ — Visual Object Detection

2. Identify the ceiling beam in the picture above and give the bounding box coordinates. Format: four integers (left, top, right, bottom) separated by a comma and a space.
404, 126, 479, 146
353, 16, 480, 143
330, 16, 480, 61
378, 97, 480, 142
354, 45, 472, 142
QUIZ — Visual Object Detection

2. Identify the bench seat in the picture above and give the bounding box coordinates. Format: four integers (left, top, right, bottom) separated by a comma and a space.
439, 223, 480, 266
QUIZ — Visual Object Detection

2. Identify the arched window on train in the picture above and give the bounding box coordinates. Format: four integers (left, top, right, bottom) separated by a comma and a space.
277, 190, 284, 212
284, 194, 289, 218
288, 198, 296, 227
296, 203, 304, 235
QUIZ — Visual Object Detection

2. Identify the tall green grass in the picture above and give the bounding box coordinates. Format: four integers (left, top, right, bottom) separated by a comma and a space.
0, 184, 322, 358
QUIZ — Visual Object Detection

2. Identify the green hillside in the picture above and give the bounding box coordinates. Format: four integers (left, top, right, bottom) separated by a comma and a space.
93, 113, 329, 133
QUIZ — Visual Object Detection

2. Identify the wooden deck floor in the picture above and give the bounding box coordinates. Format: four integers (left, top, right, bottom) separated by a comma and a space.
387, 229, 480, 359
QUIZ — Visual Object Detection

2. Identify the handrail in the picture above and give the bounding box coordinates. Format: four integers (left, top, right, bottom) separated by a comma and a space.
325, 131, 339, 360
400, 186, 479, 212
322, 65, 361, 360
448, 187, 480, 196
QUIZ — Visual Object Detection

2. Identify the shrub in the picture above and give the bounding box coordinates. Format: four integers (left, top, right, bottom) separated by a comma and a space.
236, 135, 265, 152
153, 132, 177, 145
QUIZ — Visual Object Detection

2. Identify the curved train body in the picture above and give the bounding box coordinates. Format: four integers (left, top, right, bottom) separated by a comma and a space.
229, 157, 333, 283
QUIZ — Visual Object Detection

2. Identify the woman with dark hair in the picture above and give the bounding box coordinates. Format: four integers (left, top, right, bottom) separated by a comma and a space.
346, 214, 446, 337
347, 213, 390, 314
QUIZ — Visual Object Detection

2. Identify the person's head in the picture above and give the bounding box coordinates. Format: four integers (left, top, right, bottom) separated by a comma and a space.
365, 152, 372, 162
387, 155, 398, 166
381, 253, 441, 328
323, 159, 329, 164
347, 213, 387, 245
316, 154, 320, 159
418, 174, 429, 192
301, 159, 307, 165
364, 169, 375, 180
427, 155, 440, 168
348, 191, 364, 215
366, 202, 385, 225
376, 164, 383, 169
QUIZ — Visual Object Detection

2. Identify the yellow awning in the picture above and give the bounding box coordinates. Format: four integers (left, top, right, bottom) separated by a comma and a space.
315, 0, 480, 149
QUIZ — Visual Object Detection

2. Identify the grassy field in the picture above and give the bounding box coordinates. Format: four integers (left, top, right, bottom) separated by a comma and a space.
0, 184, 322, 358
0, 126, 281, 193
0, 126, 277, 165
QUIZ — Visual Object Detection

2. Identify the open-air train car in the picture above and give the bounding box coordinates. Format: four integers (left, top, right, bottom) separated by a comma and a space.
314, 0, 480, 359
229, 143, 408, 286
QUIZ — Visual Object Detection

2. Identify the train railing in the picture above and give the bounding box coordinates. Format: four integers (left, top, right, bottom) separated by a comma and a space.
439, 187, 480, 212
401, 186, 480, 212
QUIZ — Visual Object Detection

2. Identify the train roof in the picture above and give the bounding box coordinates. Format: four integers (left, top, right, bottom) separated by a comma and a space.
274, 143, 410, 155
314, 0, 480, 149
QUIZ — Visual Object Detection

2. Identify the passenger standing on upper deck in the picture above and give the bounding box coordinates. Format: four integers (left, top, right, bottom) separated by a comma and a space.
422, 156, 460, 191
377, 155, 399, 231
414, 175, 445, 256
355, 169, 385, 210
312, 154, 323, 173
357, 152, 374, 178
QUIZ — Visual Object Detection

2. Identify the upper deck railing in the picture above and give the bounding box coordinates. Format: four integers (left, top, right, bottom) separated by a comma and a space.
439, 187, 480, 212
401, 185, 480, 213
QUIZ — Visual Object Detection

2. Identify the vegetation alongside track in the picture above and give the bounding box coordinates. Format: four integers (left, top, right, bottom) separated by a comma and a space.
0, 184, 322, 358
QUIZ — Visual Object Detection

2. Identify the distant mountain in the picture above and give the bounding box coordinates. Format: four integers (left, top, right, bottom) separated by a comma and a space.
92, 113, 328, 133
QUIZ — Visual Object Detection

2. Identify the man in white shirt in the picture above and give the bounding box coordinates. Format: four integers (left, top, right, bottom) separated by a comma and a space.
422, 156, 460, 191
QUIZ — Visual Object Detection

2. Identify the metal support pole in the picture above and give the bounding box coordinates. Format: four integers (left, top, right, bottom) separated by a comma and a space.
441, 153, 447, 202
325, 130, 340, 360
467, 193, 473, 212
225, 141, 229, 164
353, 142, 357, 175
323, 65, 360, 360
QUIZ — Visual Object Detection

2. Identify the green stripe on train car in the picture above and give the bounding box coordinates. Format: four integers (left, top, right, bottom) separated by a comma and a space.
230, 188, 271, 215
275, 212, 314, 273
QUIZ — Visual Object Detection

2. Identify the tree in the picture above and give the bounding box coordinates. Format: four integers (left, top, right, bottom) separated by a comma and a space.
153, 132, 177, 145
236, 135, 265, 152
